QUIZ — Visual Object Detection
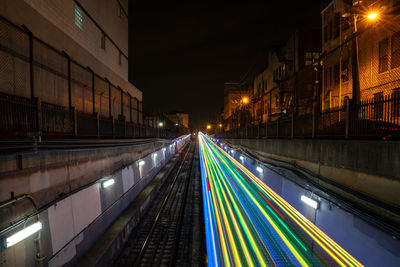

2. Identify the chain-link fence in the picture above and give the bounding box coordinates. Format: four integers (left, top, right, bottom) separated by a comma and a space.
0, 16, 185, 139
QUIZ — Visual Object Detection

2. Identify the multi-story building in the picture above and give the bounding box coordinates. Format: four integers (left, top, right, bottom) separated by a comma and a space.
166, 112, 189, 129
0, 0, 143, 125
321, 0, 400, 110
222, 82, 249, 130
251, 29, 321, 123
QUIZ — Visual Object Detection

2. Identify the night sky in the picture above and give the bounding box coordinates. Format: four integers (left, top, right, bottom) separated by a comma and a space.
129, 1, 322, 130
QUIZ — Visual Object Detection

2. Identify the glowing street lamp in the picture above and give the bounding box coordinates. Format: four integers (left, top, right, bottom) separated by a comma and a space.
206, 124, 212, 130
158, 122, 163, 127
366, 12, 378, 20
218, 123, 222, 128
242, 96, 249, 105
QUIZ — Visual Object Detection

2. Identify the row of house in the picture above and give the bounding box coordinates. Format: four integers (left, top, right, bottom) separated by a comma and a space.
222, 0, 400, 131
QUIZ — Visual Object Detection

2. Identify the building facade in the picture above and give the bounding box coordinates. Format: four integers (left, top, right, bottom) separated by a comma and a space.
250, 29, 321, 124
321, 0, 400, 110
222, 82, 249, 131
0, 0, 143, 125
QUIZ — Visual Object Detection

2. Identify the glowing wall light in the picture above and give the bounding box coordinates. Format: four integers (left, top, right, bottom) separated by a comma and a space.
102, 178, 115, 188
256, 166, 263, 173
240, 156, 244, 160
6, 221, 42, 248
231, 150, 234, 154
162, 148, 166, 152
301, 195, 319, 209
139, 160, 145, 166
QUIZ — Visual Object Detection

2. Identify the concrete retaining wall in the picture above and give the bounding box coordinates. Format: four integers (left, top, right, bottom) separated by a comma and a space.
225, 139, 400, 210
0, 135, 190, 266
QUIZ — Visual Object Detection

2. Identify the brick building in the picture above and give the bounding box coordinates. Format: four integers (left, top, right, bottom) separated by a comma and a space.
321, 0, 400, 110
250, 29, 321, 124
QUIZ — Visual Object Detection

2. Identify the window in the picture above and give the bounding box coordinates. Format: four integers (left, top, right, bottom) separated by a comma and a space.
119, 52, 122, 65
341, 59, 349, 82
117, 7, 122, 18
101, 32, 106, 50
324, 26, 328, 43
324, 68, 328, 88
329, 20, 333, 40
75, 5, 83, 29
391, 32, 400, 69
334, 14, 340, 39
329, 66, 332, 87
379, 38, 389, 73
374, 92, 384, 120
334, 63, 340, 85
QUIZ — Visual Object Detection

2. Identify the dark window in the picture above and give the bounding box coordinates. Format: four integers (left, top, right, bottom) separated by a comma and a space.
329, 66, 332, 87
391, 32, 400, 69
329, 20, 333, 40
341, 59, 349, 82
101, 32, 106, 50
374, 92, 384, 120
379, 38, 389, 73
118, 52, 122, 65
342, 17, 350, 31
324, 68, 328, 88
324, 26, 328, 43
334, 63, 340, 85
334, 14, 340, 39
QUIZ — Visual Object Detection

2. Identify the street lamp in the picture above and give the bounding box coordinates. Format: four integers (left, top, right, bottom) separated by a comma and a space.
158, 122, 163, 127
242, 96, 249, 105
206, 124, 211, 130
218, 123, 222, 128
366, 12, 378, 20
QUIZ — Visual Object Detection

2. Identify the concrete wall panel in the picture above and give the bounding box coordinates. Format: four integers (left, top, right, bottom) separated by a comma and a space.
71, 184, 101, 235
48, 197, 75, 254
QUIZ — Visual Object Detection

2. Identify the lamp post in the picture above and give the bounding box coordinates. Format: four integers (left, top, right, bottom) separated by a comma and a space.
351, 8, 379, 106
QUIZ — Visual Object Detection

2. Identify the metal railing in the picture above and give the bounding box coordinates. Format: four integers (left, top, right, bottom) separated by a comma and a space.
0, 15, 186, 139
0, 91, 185, 139
220, 94, 400, 139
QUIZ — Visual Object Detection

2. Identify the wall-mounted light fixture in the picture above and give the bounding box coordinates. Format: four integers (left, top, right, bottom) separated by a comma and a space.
301, 195, 319, 209
102, 178, 115, 188
6, 221, 42, 248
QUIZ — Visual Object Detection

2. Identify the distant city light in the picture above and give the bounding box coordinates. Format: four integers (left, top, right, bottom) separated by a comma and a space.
102, 178, 115, 188
301, 195, 319, 209
219, 123, 223, 128
175, 123, 178, 126
242, 96, 249, 104
256, 166, 263, 173
158, 122, 163, 127
240, 156, 244, 160
231, 150, 234, 153
207, 124, 212, 129
139, 160, 145, 166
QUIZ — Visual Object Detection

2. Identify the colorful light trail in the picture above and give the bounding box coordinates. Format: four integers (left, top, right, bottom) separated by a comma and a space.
198, 133, 363, 266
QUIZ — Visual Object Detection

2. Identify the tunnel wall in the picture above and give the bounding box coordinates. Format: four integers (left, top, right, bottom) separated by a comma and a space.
224, 139, 400, 210
0, 135, 190, 266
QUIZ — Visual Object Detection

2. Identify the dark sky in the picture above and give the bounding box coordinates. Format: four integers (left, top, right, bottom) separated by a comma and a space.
129, 0, 322, 130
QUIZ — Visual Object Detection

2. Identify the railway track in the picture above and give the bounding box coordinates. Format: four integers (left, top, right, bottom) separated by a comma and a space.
114, 141, 204, 267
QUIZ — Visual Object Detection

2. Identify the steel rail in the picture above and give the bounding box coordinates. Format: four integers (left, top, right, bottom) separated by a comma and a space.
133, 143, 193, 266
